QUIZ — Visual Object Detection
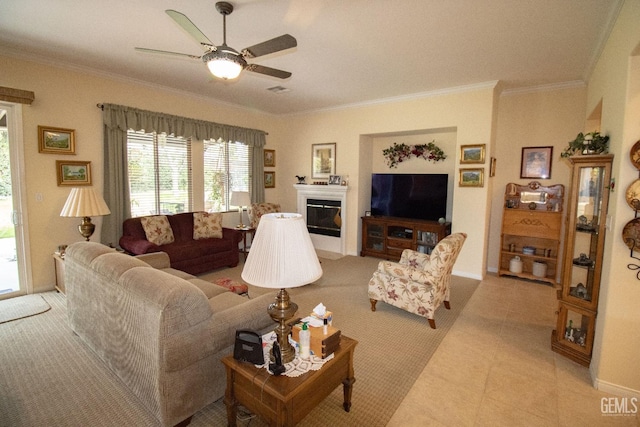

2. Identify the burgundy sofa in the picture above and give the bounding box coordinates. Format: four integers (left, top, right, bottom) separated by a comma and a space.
119, 212, 241, 275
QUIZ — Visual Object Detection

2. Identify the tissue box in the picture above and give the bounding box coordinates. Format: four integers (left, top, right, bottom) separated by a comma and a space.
310, 310, 333, 325
292, 323, 341, 359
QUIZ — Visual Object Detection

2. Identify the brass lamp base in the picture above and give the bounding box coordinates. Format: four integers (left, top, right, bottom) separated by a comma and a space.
267, 288, 298, 364
78, 216, 95, 241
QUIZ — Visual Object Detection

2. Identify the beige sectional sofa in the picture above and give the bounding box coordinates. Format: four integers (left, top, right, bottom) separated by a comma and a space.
65, 242, 275, 427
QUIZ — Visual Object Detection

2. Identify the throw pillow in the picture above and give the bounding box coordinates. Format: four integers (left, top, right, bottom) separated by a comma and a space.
193, 211, 223, 240
140, 215, 175, 246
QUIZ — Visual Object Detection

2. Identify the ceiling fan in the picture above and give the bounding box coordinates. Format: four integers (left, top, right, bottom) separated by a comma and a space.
135, 1, 297, 80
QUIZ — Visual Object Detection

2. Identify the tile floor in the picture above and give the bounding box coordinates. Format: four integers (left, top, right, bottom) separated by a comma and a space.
388, 274, 639, 426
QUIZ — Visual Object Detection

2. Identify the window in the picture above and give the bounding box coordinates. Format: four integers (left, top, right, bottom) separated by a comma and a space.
204, 138, 250, 212
127, 130, 192, 217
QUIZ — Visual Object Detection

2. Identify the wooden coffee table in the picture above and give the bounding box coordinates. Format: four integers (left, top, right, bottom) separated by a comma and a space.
222, 335, 357, 426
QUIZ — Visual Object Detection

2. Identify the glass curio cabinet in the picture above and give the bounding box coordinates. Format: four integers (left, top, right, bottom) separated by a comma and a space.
552, 154, 613, 366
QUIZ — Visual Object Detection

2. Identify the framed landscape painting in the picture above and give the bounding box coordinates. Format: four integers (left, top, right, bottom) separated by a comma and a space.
38, 125, 75, 154
459, 168, 484, 187
57, 160, 91, 186
460, 144, 485, 164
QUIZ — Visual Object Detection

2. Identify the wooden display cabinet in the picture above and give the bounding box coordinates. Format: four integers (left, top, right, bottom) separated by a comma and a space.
498, 182, 564, 285
551, 154, 613, 366
361, 216, 451, 260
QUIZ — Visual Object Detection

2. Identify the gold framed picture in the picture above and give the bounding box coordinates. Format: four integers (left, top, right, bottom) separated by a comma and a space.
459, 168, 484, 187
264, 149, 275, 167
264, 171, 275, 188
38, 125, 76, 154
460, 144, 485, 164
56, 160, 91, 186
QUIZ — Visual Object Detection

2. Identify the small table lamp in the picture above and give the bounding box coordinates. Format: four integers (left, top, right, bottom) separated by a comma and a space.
229, 191, 251, 229
241, 213, 322, 363
60, 187, 111, 241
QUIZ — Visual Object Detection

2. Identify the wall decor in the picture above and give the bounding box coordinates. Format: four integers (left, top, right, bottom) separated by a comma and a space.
490, 157, 497, 177
264, 149, 275, 167
264, 171, 275, 188
312, 143, 336, 179
459, 168, 484, 187
57, 160, 91, 186
328, 175, 342, 185
382, 141, 446, 168
520, 146, 553, 179
38, 125, 75, 154
460, 144, 485, 164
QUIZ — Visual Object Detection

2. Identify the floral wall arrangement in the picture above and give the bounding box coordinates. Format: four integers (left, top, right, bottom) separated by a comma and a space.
382, 141, 447, 168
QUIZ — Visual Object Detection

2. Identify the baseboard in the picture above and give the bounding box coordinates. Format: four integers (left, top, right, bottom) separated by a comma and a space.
453, 270, 483, 280
593, 373, 640, 399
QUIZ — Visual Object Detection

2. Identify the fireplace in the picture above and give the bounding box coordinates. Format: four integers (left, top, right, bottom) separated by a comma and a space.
294, 184, 348, 255
306, 199, 341, 237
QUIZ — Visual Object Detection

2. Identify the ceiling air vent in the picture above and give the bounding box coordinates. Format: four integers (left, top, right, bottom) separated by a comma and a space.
267, 86, 291, 94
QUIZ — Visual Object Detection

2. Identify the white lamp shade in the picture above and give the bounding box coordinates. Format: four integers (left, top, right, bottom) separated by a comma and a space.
60, 187, 111, 217
241, 213, 322, 289
230, 191, 251, 207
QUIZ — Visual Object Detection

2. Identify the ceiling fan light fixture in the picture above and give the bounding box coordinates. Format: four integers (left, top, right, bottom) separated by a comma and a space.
203, 49, 246, 80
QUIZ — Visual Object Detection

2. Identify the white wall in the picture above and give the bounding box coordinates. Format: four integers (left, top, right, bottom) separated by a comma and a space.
488, 86, 587, 274
585, 0, 640, 396
1, 55, 275, 292
272, 84, 498, 279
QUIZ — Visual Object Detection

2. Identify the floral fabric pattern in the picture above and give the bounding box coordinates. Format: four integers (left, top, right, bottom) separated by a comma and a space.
140, 215, 175, 246
368, 233, 467, 322
193, 212, 223, 240
214, 277, 249, 295
247, 203, 281, 228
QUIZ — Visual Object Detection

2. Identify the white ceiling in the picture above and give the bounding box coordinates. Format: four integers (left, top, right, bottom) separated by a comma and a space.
0, 0, 622, 115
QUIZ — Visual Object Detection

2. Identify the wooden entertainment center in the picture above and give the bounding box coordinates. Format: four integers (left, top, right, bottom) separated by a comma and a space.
361, 216, 451, 260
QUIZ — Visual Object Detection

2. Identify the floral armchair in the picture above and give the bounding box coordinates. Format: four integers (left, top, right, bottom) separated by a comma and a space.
368, 233, 467, 328
247, 202, 281, 229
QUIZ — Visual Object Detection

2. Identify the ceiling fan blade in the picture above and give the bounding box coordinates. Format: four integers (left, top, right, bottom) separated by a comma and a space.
135, 47, 202, 60
242, 34, 297, 59
166, 9, 214, 50
245, 64, 292, 79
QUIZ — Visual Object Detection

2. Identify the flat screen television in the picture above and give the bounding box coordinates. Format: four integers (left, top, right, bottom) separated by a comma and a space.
371, 173, 448, 221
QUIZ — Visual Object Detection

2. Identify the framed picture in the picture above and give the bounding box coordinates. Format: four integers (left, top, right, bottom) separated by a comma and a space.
365, 210, 372, 217
38, 125, 75, 154
459, 168, 484, 187
328, 175, 342, 185
264, 149, 275, 167
56, 160, 91, 186
312, 143, 336, 179
460, 144, 485, 164
520, 146, 553, 179
490, 157, 497, 177
264, 171, 275, 188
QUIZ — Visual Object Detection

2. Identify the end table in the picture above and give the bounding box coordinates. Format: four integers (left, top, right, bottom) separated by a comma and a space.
222, 335, 357, 426
235, 227, 254, 260
53, 253, 65, 294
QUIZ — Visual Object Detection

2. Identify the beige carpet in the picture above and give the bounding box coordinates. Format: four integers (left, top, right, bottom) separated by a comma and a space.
0, 294, 50, 324
0, 255, 478, 426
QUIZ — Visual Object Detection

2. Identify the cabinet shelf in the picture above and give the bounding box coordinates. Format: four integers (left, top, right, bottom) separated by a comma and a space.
551, 154, 613, 367
361, 216, 451, 260
498, 182, 564, 286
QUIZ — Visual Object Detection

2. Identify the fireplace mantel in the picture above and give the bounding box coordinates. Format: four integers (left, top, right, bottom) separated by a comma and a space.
294, 184, 348, 255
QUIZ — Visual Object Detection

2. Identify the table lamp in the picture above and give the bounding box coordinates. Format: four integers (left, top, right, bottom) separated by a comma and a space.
60, 187, 111, 241
229, 191, 251, 229
241, 213, 322, 363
